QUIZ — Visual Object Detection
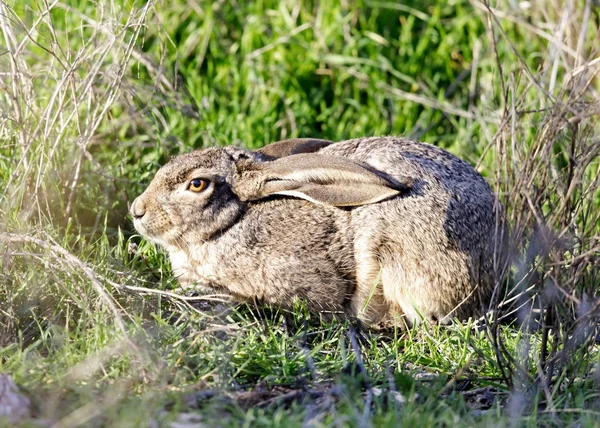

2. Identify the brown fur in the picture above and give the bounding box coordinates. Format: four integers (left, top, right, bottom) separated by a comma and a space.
131, 137, 503, 327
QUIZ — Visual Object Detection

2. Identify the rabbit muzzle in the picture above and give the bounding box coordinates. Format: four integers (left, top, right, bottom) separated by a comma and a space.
130, 193, 175, 247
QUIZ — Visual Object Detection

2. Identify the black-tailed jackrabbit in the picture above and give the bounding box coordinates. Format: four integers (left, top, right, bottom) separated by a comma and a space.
131, 137, 503, 327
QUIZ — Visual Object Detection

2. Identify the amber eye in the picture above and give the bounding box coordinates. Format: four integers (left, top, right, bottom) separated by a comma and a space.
188, 178, 209, 192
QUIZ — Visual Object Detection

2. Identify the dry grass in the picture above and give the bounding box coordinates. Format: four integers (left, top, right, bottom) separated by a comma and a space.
477, 0, 600, 413
0, 0, 599, 425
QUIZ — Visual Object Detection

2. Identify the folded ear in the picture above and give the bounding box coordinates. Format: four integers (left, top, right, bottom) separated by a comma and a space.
254, 138, 333, 159
233, 153, 410, 207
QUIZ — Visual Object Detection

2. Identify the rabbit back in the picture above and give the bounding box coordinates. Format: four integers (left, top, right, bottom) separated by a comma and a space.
320, 137, 498, 324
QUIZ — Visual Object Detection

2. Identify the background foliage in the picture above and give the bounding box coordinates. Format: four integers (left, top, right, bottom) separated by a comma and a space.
1, 0, 599, 426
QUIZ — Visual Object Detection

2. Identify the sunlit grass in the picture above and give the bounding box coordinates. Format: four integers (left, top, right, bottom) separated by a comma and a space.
1, 0, 599, 425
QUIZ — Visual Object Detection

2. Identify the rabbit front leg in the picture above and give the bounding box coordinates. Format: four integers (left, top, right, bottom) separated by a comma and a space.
168, 248, 196, 288
167, 247, 217, 293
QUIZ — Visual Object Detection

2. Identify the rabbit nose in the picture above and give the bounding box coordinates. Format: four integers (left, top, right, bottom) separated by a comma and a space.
131, 197, 146, 219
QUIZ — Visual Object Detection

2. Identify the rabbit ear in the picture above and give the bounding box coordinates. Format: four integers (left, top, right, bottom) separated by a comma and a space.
254, 138, 333, 159
233, 153, 410, 207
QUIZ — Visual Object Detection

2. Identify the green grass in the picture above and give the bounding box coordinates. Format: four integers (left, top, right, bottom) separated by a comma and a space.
1, 0, 600, 426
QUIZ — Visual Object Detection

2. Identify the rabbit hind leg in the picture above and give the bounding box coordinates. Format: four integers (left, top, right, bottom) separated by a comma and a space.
349, 251, 392, 327
379, 256, 449, 326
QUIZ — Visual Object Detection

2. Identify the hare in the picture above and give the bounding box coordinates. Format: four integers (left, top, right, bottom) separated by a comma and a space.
131, 137, 503, 327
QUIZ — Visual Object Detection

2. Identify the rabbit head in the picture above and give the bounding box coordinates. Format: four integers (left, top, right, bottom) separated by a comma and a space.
130, 147, 252, 249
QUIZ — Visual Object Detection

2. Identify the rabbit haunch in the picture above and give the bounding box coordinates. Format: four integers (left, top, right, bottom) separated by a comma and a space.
132, 137, 500, 327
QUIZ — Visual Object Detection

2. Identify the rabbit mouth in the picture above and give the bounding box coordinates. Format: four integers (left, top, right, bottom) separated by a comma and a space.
133, 218, 157, 243
133, 217, 177, 249
132, 218, 149, 238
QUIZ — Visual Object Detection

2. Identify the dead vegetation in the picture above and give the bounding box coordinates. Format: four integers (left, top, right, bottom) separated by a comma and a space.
0, 0, 599, 425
